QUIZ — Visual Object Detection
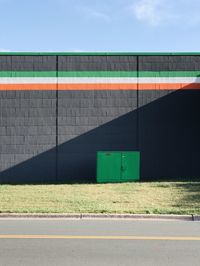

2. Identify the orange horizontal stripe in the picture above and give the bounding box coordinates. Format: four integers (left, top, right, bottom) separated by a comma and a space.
139, 83, 200, 90
58, 84, 138, 90
58, 83, 200, 90
0, 84, 57, 91
0, 83, 200, 91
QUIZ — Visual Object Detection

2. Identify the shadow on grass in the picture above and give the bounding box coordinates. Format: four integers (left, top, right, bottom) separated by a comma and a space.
143, 177, 200, 183
176, 182, 200, 213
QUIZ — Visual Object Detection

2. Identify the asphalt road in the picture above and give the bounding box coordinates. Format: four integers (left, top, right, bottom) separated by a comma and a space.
0, 218, 200, 266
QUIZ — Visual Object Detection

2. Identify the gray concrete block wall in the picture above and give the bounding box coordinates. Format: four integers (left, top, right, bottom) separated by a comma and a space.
0, 90, 57, 182
0, 55, 57, 182
0, 54, 199, 182
57, 89, 137, 181
138, 56, 200, 179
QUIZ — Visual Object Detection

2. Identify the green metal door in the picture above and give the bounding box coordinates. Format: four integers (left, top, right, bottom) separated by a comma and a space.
121, 152, 140, 182
97, 152, 121, 183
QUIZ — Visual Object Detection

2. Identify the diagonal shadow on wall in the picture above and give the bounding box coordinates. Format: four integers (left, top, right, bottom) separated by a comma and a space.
0, 84, 200, 184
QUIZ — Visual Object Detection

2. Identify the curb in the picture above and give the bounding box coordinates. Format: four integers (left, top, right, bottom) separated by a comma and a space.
0, 213, 199, 221
192, 215, 200, 221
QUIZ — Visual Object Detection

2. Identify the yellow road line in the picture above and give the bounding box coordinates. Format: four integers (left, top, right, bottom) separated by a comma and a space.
0, 235, 200, 241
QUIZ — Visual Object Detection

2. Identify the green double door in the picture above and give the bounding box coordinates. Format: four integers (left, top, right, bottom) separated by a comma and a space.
96, 151, 140, 183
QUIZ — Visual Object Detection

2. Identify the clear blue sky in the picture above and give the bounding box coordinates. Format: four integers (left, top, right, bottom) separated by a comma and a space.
0, 0, 200, 52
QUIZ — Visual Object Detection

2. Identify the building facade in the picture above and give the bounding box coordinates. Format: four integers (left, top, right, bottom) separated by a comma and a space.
0, 53, 200, 183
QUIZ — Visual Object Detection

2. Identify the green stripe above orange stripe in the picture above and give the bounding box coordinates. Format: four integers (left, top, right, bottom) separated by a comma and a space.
0, 71, 200, 90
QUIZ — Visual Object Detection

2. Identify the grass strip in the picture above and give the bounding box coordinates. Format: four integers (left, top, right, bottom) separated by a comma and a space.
0, 182, 199, 215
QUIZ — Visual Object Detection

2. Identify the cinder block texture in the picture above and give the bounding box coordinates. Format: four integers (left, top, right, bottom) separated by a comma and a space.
58, 90, 137, 182
0, 55, 57, 182
57, 55, 138, 181
0, 55, 56, 71
0, 90, 57, 182
58, 55, 137, 71
0, 54, 200, 182
139, 55, 200, 71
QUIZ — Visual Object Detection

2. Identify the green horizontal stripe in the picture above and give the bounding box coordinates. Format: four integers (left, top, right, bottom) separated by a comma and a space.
0, 71, 200, 78
58, 71, 137, 77
0, 71, 57, 77
59, 71, 200, 77
138, 71, 200, 77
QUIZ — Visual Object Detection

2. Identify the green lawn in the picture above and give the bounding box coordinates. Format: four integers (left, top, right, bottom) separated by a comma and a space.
0, 182, 200, 214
